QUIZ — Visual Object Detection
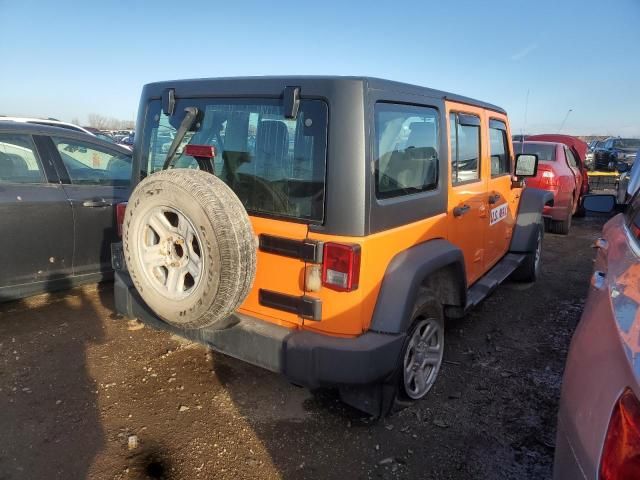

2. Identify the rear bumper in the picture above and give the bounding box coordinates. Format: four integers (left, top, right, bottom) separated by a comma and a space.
114, 271, 404, 389
553, 417, 586, 480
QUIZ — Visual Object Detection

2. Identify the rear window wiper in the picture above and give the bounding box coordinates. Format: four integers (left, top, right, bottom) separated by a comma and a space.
162, 107, 199, 170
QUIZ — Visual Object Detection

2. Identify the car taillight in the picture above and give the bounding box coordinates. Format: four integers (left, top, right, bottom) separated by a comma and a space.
321, 243, 361, 292
600, 388, 640, 480
116, 202, 128, 237
539, 167, 559, 187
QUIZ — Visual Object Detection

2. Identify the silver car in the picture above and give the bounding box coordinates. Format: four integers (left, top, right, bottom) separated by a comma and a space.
554, 193, 640, 479
617, 152, 640, 204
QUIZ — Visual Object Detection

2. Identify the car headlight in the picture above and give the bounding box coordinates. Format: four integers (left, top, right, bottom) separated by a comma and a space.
616, 151, 625, 159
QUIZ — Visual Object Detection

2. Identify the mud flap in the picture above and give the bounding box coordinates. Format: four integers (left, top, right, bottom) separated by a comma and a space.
339, 382, 400, 418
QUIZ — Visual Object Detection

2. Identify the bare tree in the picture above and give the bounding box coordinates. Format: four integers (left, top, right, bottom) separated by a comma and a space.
85, 113, 135, 131
71, 117, 81, 126
87, 113, 109, 130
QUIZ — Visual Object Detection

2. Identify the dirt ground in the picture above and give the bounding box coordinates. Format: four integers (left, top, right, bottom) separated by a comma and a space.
0, 216, 606, 480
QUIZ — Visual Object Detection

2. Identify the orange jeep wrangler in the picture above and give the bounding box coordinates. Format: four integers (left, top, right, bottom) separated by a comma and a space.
112, 76, 549, 415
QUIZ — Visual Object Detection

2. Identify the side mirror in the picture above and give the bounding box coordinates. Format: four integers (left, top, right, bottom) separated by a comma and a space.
582, 194, 616, 213
515, 153, 539, 177
616, 162, 630, 173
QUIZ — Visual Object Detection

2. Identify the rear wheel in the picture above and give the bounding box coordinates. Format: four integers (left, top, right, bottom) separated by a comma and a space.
549, 208, 571, 235
396, 292, 444, 404
512, 224, 543, 282
574, 196, 586, 217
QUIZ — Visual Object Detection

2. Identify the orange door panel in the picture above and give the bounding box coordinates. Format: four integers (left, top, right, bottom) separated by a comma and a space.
485, 112, 517, 269
446, 101, 488, 285
306, 215, 448, 336
236, 216, 307, 328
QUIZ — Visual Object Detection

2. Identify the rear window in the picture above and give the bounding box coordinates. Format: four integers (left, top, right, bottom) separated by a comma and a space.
141, 98, 328, 223
613, 139, 640, 149
513, 142, 556, 162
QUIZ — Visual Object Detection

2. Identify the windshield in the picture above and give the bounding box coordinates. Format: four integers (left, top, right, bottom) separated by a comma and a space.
142, 98, 328, 222
513, 142, 556, 162
613, 138, 640, 149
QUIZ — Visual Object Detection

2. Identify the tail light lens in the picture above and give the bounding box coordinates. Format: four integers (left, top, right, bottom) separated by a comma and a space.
539, 166, 559, 187
600, 388, 640, 480
116, 202, 128, 237
321, 243, 361, 292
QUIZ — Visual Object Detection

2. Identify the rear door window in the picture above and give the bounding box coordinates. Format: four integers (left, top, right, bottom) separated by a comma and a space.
449, 113, 481, 184
565, 148, 578, 168
143, 98, 328, 222
374, 103, 439, 198
52, 138, 132, 186
0, 133, 46, 184
489, 120, 510, 176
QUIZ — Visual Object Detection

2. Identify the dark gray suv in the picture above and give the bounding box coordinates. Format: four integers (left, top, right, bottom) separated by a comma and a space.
0, 121, 132, 301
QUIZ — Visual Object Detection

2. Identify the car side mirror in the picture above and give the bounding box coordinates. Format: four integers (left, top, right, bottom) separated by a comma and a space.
515, 153, 538, 177
616, 162, 630, 173
582, 194, 616, 213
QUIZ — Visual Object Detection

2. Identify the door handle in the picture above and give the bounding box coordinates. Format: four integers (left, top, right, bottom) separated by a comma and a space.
593, 238, 608, 251
82, 199, 110, 208
453, 204, 471, 217
488, 194, 501, 205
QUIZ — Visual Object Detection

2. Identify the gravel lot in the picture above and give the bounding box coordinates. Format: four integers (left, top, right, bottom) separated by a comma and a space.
0, 217, 606, 480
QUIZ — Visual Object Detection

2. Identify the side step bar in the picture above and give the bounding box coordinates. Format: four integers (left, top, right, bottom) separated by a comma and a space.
466, 253, 526, 309
445, 253, 526, 318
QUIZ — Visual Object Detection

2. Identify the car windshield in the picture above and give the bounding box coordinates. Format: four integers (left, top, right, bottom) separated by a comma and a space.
513, 142, 556, 162
613, 138, 640, 149
141, 98, 328, 223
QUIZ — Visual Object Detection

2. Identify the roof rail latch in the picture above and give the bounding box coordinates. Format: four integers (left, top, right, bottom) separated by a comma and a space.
283, 86, 301, 119
162, 88, 176, 116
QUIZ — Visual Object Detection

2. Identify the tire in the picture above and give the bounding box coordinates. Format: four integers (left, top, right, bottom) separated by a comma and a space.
548, 209, 571, 235
123, 169, 256, 329
511, 223, 543, 282
574, 197, 586, 218
395, 291, 445, 405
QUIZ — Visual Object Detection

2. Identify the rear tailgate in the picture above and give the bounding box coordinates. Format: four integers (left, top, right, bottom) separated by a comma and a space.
236, 217, 308, 328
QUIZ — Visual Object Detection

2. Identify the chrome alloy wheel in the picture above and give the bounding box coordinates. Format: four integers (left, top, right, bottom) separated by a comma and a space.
403, 318, 444, 399
137, 206, 204, 300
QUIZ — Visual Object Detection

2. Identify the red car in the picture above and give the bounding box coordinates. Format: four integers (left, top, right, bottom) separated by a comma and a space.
554, 192, 640, 479
527, 134, 591, 205
514, 140, 584, 234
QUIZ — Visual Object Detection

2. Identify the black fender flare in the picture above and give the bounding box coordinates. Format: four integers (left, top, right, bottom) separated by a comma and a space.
509, 187, 553, 253
369, 239, 466, 334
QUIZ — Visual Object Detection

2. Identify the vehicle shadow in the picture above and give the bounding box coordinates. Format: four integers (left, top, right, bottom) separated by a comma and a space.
0, 276, 106, 479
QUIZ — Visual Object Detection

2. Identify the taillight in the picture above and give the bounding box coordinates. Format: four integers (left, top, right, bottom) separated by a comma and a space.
632, 221, 640, 241
600, 388, 640, 480
321, 243, 361, 292
116, 202, 128, 237
539, 167, 559, 187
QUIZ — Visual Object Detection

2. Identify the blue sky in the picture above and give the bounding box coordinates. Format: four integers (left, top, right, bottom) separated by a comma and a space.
1, 0, 638, 136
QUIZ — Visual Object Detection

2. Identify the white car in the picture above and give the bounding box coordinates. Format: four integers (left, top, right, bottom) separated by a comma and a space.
0, 116, 94, 136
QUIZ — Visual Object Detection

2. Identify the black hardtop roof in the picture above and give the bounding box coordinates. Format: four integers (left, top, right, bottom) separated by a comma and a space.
142, 76, 506, 115
0, 121, 132, 155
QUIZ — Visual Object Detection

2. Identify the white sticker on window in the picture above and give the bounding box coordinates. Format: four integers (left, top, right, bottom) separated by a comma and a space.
490, 203, 508, 225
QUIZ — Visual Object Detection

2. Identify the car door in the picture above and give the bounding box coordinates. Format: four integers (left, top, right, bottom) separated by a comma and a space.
48, 135, 132, 277
485, 116, 515, 269
0, 132, 73, 297
564, 147, 582, 211
446, 102, 488, 284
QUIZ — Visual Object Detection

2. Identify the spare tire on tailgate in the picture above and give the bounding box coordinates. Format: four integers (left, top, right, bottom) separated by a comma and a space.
123, 169, 256, 329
